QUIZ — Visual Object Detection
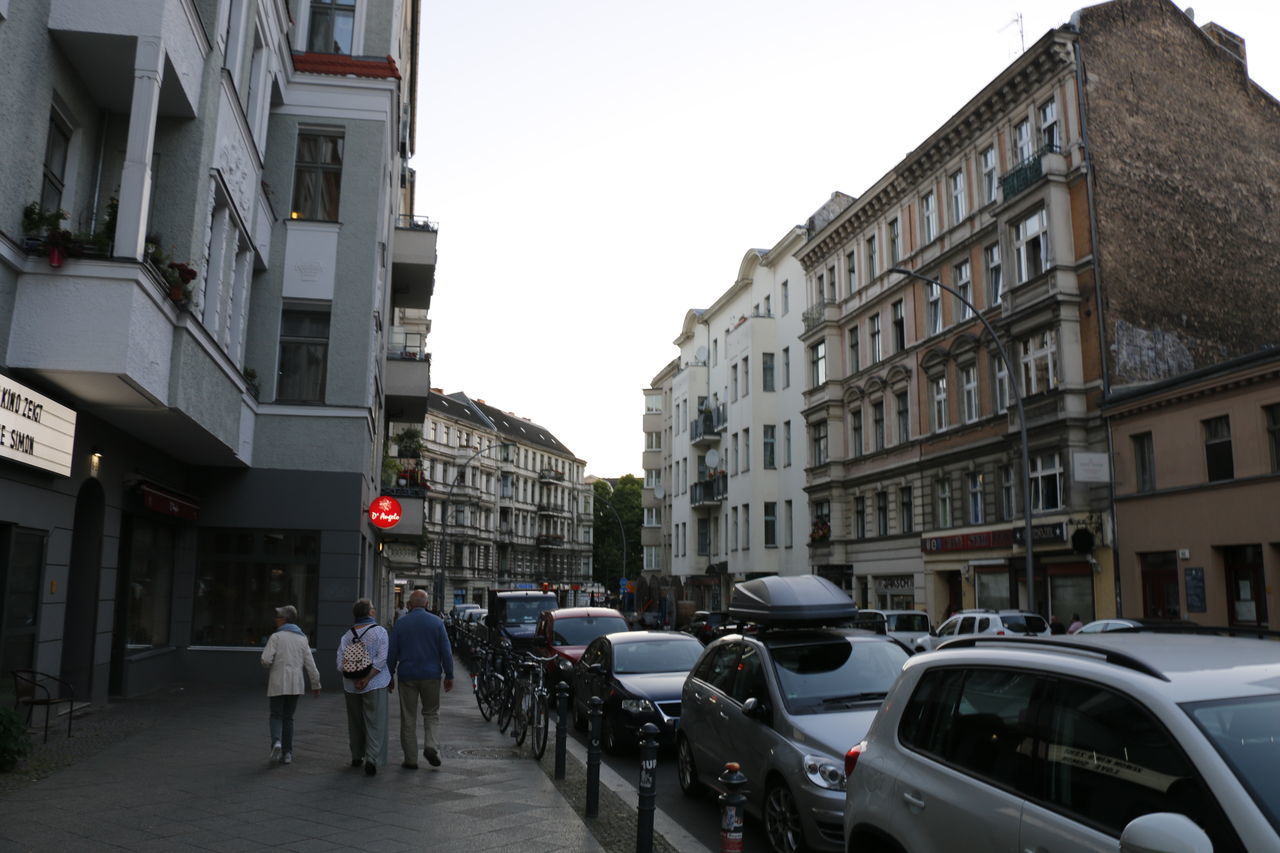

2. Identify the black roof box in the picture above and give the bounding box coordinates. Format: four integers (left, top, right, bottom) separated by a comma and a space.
729, 575, 856, 626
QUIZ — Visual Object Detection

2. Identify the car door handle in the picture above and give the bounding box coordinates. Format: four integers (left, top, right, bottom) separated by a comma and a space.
902, 791, 925, 810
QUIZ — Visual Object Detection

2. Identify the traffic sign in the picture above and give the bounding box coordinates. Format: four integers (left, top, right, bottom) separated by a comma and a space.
619, 576, 628, 592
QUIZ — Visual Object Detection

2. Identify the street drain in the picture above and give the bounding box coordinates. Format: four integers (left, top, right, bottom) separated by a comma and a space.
454, 746, 522, 760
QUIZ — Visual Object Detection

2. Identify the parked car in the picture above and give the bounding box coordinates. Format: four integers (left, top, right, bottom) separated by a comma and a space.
844, 632, 1280, 852
1077, 616, 1201, 633
684, 610, 733, 644
570, 630, 704, 751
856, 608, 932, 649
913, 608, 1050, 652
485, 589, 558, 649
678, 574, 910, 853
534, 606, 629, 683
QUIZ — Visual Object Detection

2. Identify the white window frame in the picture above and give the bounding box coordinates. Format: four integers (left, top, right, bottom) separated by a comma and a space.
950, 170, 967, 224
866, 234, 878, 279
922, 191, 938, 243
870, 314, 882, 364
927, 282, 942, 336
1040, 97, 1059, 151
932, 376, 949, 432
1029, 451, 1063, 512
961, 365, 979, 423
1013, 208, 1049, 283
985, 242, 1003, 303
981, 146, 997, 204
1014, 119, 1033, 162
1020, 329, 1059, 395
994, 355, 1010, 414
889, 218, 901, 263
936, 477, 952, 529
955, 259, 973, 319
967, 471, 985, 524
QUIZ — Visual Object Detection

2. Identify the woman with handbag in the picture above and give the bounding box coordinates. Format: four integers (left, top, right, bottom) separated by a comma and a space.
337, 598, 390, 775
260, 605, 322, 765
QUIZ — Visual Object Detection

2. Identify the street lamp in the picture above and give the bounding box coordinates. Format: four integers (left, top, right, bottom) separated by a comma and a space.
889, 266, 1037, 612
438, 442, 512, 611
594, 481, 626, 605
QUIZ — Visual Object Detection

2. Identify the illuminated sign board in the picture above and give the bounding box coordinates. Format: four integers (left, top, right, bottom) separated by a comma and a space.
0, 377, 76, 477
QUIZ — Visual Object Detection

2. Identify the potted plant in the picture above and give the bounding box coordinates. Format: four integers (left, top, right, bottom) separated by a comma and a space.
22, 202, 70, 265
392, 427, 423, 458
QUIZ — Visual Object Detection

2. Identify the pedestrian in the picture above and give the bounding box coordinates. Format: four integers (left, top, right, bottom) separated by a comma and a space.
387, 589, 454, 769
1049, 614, 1067, 635
1067, 613, 1084, 634
337, 598, 390, 776
260, 605, 322, 765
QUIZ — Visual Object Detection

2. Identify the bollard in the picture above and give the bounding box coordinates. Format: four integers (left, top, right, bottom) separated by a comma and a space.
718, 762, 748, 853
635, 722, 660, 853
555, 681, 570, 780
586, 695, 603, 818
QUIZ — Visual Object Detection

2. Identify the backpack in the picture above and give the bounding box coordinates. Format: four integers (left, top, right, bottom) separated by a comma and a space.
340, 626, 375, 680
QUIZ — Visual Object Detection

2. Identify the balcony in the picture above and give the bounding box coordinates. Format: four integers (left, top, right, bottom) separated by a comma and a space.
539, 468, 565, 483
536, 534, 566, 549
391, 215, 437, 311
802, 299, 839, 333
690, 403, 728, 446
1000, 144, 1060, 202
690, 472, 728, 508
537, 503, 570, 517
384, 346, 430, 422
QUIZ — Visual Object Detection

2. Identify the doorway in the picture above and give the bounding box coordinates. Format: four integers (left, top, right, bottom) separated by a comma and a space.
1139, 551, 1179, 619
61, 480, 105, 701
1224, 544, 1266, 627
1, 527, 46, 682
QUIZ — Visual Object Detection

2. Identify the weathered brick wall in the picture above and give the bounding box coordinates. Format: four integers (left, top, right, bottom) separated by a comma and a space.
1078, 0, 1280, 388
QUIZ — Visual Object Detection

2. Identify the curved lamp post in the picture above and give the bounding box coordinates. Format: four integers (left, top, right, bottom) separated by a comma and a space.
594, 481, 626, 605
889, 267, 1036, 612
438, 442, 512, 610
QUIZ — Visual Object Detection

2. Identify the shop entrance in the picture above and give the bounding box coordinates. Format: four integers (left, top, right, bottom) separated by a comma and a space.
1224, 544, 1266, 628
61, 480, 105, 702
0, 526, 46, 682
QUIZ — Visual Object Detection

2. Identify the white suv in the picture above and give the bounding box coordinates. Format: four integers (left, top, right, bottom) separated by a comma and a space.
844, 634, 1280, 852
912, 608, 1049, 652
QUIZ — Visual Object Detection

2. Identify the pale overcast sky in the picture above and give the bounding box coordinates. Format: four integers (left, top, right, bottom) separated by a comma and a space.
412, 0, 1279, 478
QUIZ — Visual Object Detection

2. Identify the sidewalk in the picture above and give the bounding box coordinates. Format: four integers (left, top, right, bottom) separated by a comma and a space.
0, 668, 606, 852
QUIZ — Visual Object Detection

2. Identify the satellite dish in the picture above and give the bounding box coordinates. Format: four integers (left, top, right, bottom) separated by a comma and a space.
705, 449, 720, 468
653, 484, 666, 499
695, 346, 708, 363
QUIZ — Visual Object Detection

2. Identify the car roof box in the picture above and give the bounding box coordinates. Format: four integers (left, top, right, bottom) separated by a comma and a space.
729, 575, 856, 626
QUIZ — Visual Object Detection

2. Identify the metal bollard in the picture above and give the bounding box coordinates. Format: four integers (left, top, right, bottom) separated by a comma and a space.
635, 722, 660, 853
586, 695, 603, 818
718, 762, 748, 853
555, 681, 570, 780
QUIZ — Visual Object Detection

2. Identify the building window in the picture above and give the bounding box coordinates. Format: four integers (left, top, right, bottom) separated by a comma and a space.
811, 421, 829, 465
291, 132, 343, 221
781, 280, 789, 315
931, 375, 949, 432
742, 503, 750, 550
827, 265, 837, 301
193, 529, 320, 646
697, 518, 710, 556
1020, 329, 1059, 395
41, 112, 71, 215
935, 478, 952, 529
742, 428, 750, 472
763, 294, 771, 315
783, 421, 792, 467
1030, 451, 1062, 512
731, 507, 739, 552
993, 355, 1010, 414
763, 425, 776, 469
1014, 119, 1033, 162
849, 325, 860, 374
950, 170, 967, 224
1013, 209, 1049, 282
782, 347, 791, 388
961, 365, 979, 423
645, 393, 662, 414
645, 431, 661, 451
784, 500, 793, 548
644, 546, 661, 570
866, 235, 878, 279
277, 304, 330, 402
870, 314, 882, 364
855, 496, 866, 539
810, 341, 827, 387
730, 364, 738, 401
955, 259, 973, 319
742, 356, 750, 397
851, 408, 863, 458
876, 491, 889, 536
873, 401, 885, 451
985, 242, 1003, 303
847, 250, 857, 292
889, 218, 901, 263
1203, 416, 1234, 482
1040, 97, 1059, 151
981, 146, 997, 204
893, 300, 906, 352
712, 338, 718, 365
644, 506, 662, 527
1266, 404, 1280, 473
1133, 431, 1155, 492
1000, 465, 1015, 520
122, 517, 175, 648
307, 0, 356, 54
927, 282, 942, 335
896, 390, 910, 444
921, 191, 937, 243
816, 272, 825, 304
900, 485, 914, 533
764, 502, 777, 548
967, 472, 985, 524
645, 469, 661, 489
731, 433, 739, 474
762, 352, 775, 392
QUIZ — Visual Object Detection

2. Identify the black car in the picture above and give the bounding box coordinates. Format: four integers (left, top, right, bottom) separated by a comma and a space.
684, 610, 732, 644
570, 630, 705, 752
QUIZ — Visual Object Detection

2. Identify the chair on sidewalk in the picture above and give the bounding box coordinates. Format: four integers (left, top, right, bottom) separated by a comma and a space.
11, 670, 75, 743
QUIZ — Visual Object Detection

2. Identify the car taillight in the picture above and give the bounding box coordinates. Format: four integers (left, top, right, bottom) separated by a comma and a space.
996, 630, 1005, 635
844, 741, 866, 776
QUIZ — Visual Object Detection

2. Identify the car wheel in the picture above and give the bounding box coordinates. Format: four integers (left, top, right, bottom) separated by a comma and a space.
764, 780, 806, 853
676, 735, 705, 797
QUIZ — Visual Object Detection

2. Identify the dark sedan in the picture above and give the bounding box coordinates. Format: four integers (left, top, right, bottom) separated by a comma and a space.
571, 630, 705, 752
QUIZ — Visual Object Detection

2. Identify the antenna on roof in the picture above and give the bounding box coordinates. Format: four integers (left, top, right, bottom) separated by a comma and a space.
1000, 12, 1025, 54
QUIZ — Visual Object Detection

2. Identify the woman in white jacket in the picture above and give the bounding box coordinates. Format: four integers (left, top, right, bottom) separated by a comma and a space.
260, 605, 322, 764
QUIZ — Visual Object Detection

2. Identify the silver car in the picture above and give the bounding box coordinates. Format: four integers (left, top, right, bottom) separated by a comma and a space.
678, 627, 910, 853
857, 608, 932, 649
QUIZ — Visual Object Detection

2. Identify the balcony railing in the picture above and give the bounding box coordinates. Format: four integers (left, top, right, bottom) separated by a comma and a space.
1000, 144, 1059, 202
690, 472, 728, 507
397, 214, 438, 232
539, 468, 565, 482
802, 299, 838, 333
536, 534, 566, 548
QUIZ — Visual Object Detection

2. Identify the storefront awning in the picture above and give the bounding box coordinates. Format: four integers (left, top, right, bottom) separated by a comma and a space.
140, 483, 199, 520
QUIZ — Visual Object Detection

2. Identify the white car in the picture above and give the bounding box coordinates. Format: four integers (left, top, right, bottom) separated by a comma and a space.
857, 609, 932, 649
912, 608, 1049, 652
844, 633, 1280, 852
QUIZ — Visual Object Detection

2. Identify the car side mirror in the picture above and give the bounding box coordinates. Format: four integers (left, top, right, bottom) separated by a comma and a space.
589, 662, 605, 675
742, 696, 770, 721
1119, 813, 1212, 853
929, 627, 939, 637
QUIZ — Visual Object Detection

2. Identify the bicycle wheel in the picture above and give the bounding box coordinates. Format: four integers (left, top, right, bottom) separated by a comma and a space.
530, 690, 550, 759
512, 686, 530, 746
496, 678, 514, 733
475, 671, 494, 721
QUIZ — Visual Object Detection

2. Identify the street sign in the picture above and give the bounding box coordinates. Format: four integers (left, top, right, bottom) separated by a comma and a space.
619, 576, 629, 592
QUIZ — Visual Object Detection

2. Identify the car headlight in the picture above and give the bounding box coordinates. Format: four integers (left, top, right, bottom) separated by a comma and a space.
620, 698, 654, 713
558, 658, 574, 672
802, 754, 847, 791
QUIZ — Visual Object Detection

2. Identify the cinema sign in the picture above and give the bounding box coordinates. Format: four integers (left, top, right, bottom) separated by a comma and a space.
0, 376, 76, 477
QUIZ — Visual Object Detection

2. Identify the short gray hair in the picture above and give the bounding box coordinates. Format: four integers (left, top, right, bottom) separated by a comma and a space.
353, 598, 373, 620
275, 605, 298, 623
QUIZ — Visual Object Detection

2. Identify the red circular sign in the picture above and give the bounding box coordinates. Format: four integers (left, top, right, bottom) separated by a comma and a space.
368, 496, 403, 529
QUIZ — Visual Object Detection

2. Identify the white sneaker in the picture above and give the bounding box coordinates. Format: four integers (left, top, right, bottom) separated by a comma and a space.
270, 741, 282, 762
282, 752, 293, 765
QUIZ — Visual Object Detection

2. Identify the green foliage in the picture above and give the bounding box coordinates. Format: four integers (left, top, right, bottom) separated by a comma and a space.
0, 706, 31, 772
22, 202, 66, 236
391, 427, 423, 457
592, 475, 642, 587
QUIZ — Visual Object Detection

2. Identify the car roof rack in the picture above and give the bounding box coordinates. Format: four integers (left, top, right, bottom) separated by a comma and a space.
728, 575, 857, 628
937, 635, 1170, 681
1105, 624, 1280, 640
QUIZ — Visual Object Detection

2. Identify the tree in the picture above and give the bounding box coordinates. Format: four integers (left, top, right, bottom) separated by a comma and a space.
592, 475, 642, 596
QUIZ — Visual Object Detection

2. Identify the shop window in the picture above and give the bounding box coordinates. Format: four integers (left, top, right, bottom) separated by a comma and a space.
119, 517, 175, 648
193, 530, 320, 646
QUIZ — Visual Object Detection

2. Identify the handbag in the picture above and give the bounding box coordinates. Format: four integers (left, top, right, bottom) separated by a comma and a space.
340, 626, 375, 680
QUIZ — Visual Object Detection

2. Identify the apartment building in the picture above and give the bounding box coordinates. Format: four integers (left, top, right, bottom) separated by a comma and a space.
1105, 349, 1280, 629
796, 0, 1280, 624
0, 0, 432, 698
419, 391, 593, 607
646, 232, 813, 613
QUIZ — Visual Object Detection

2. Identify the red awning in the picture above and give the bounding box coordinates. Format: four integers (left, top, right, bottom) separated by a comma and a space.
140, 484, 199, 521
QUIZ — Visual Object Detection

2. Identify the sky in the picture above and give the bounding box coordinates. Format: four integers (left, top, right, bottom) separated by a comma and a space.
412, 0, 1279, 479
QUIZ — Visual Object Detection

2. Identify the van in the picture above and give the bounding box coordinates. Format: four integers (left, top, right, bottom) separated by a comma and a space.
485, 589, 558, 649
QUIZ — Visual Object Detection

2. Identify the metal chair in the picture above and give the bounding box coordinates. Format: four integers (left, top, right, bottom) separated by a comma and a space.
11, 670, 75, 743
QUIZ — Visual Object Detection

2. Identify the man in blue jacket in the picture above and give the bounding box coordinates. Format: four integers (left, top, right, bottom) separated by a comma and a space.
387, 589, 454, 768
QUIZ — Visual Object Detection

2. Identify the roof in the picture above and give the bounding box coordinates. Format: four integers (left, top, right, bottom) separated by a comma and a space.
291, 52, 401, 79
469, 398, 578, 459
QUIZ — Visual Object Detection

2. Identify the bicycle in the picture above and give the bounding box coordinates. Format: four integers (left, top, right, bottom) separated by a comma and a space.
510, 653, 558, 758
472, 639, 508, 722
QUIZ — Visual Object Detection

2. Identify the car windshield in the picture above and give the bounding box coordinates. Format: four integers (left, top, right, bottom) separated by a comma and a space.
553, 616, 628, 646
612, 638, 704, 674
888, 613, 930, 633
1000, 614, 1047, 633
504, 598, 555, 624
1185, 695, 1280, 832
768, 638, 909, 714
